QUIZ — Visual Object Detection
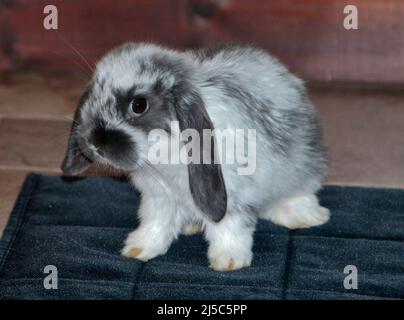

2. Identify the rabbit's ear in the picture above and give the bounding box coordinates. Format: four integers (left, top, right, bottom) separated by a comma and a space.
61, 89, 93, 175
175, 88, 227, 222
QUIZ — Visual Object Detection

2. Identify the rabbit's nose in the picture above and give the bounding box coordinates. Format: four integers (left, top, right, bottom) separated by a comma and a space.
90, 126, 108, 149
89, 126, 132, 154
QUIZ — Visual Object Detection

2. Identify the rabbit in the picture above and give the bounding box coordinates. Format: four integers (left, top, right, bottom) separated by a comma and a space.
61, 43, 330, 271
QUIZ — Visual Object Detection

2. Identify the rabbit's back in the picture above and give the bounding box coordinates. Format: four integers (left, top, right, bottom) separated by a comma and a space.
190, 45, 326, 212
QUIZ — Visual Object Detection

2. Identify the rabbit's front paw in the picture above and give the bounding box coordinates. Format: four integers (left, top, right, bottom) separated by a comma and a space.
121, 228, 171, 262
206, 213, 255, 271
209, 248, 252, 272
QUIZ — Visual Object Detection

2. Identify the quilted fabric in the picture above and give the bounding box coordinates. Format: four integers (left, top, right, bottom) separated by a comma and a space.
0, 174, 403, 299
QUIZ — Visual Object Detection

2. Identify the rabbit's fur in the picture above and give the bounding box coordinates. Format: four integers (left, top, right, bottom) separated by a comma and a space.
62, 43, 329, 271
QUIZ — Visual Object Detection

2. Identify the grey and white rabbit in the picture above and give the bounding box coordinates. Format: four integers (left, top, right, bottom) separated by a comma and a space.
62, 43, 329, 271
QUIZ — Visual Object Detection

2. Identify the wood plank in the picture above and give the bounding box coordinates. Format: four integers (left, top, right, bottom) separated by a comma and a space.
1, 0, 404, 83
193, 0, 404, 84
1, 0, 194, 72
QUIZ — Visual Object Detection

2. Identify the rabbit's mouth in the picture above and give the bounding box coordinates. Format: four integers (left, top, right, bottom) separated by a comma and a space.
77, 127, 137, 171
78, 147, 94, 164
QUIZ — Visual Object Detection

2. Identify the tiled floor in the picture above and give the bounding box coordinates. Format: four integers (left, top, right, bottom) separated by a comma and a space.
1, 73, 404, 236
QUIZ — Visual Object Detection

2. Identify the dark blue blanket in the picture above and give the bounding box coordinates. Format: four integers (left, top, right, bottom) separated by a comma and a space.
0, 174, 403, 299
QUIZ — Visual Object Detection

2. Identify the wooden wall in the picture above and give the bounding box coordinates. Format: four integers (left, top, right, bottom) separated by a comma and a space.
1, 0, 403, 84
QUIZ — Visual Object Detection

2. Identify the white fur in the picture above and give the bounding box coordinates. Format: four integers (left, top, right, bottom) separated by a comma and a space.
261, 194, 330, 229
205, 213, 255, 271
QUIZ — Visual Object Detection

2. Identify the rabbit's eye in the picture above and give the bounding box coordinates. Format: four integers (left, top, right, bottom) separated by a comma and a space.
130, 97, 148, 115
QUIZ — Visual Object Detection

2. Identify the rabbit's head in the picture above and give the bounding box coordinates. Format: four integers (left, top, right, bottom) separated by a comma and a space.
62, 43, 227, 221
